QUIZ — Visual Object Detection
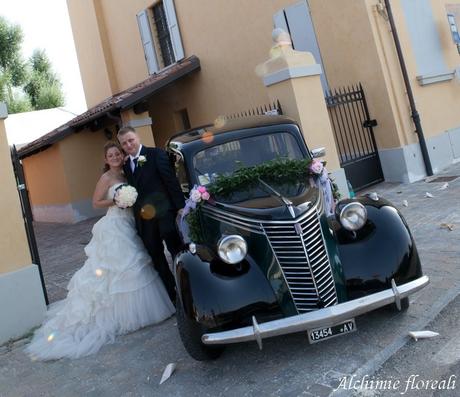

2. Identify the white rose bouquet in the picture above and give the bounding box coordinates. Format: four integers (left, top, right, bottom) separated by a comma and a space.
113, 184, 138, 209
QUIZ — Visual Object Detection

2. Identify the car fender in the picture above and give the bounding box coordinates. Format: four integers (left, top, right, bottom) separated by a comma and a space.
174, 249, 281, 329
332, 197, 422, 299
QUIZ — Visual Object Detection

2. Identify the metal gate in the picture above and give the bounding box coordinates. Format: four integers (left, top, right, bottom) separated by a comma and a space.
325, 84, 384, 191
10, 145, 48, 305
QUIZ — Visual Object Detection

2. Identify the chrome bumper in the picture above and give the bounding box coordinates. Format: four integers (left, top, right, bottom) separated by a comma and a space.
202, 275, 429, 347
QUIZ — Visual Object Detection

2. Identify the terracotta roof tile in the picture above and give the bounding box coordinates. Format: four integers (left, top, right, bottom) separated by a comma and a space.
19, 56, 200, 158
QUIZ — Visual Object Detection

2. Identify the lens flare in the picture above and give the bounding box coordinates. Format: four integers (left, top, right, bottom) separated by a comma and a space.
95, 268, 103, 277
255, 63, 268, 77
201, 131, 214, 144
140, 204, 156, 220
269, 46, 282, 59
47, 333, 55, 342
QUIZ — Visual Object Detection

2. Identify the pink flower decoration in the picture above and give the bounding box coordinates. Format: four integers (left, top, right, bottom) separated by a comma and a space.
190, 190, 202, 203
310, 159, 324, 175
201, 192, 210, 201
197, 186, 207, 193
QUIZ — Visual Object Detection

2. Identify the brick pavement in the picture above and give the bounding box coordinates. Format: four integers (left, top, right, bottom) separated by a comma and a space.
35, 217, 99, 303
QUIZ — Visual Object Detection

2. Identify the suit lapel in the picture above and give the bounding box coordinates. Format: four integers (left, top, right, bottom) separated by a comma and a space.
123, 160, 134, 183
134, 146, 147, 183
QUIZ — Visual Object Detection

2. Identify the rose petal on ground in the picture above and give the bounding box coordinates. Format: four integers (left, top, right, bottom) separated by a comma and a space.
160, 363, 177, 385
425, 192, 434, 198
409, 330, 439, 341
402, 200, 408, 207
439, 182, 449, 190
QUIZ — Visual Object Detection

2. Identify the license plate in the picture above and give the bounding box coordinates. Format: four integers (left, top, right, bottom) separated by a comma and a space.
307, 319, 356, 344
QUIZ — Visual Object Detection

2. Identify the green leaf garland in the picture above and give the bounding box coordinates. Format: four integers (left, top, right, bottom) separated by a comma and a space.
186, 158, 341, 243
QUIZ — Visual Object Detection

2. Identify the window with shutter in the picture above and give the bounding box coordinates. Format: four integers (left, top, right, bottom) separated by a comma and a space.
137, 9, 159, 74
137, 1, 184, 74
273, 1, 329, 92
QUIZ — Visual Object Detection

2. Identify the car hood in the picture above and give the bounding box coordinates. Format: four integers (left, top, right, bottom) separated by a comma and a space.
211, 182, 319, 221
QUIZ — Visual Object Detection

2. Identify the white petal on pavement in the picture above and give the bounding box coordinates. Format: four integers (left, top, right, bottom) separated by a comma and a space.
440, 223, 454, 231
408, 330, 439, 341
160, 363, 177, 385
402, 200, 408, 207
439, 182, 449, 190
425, 192, 434, 198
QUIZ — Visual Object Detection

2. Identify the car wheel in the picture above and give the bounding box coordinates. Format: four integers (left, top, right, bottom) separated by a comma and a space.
176, 298, 225, 361
391, 297, 410, 311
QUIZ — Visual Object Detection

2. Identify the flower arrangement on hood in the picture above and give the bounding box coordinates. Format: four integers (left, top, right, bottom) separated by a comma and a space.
179, 185, 212, 243
179, 158, 340, 243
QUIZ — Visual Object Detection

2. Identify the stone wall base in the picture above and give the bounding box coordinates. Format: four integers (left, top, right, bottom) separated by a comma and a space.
32, 198, 105, 223
0, 265, 46, 345
379, 127, 460, 183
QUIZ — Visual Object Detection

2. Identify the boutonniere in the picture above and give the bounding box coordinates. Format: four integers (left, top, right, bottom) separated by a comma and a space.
137, 155, 147, 167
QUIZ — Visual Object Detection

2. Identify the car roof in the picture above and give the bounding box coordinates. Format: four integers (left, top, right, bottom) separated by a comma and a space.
167, 115, 298, 146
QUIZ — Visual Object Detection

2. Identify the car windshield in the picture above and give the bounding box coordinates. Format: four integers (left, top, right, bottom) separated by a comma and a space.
192, 132, 305, 185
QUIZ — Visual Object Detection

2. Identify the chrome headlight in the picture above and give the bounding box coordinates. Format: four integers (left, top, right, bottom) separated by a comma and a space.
217, 235, 247, 264
339, 202, 367, 231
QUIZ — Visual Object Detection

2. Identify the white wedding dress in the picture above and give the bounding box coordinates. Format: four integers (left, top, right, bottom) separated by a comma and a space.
26, 184, 175, 361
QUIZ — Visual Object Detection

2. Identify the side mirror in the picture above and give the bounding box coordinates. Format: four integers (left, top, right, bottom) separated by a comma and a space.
311, 147, 326, 158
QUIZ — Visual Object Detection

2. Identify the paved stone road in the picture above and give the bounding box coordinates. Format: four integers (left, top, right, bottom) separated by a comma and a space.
35, 218, 98, 303
1, 163, 460, 397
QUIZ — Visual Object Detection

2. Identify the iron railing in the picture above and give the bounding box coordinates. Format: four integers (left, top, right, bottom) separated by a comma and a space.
224, 100, 283, 120
10, 145, 48, 305
326, 83, 384, 190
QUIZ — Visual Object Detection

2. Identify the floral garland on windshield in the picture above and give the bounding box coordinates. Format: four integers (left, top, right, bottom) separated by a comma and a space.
179, 158, 340, 243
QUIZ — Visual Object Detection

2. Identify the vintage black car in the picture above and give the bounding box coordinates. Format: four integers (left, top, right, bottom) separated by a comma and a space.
166, 115, 429, 361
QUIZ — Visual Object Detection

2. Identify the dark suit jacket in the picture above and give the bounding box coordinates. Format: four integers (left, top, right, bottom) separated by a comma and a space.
124, 146, 185, 222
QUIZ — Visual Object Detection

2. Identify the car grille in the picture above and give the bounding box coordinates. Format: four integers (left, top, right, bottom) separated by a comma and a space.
202, 193, 337, 313
261, 202, 337, 313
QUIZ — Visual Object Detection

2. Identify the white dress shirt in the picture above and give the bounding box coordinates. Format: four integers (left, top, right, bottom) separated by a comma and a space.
129, 145, 143, 173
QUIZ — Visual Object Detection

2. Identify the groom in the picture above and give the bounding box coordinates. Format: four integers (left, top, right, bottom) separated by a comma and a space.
117, 126, 185, 303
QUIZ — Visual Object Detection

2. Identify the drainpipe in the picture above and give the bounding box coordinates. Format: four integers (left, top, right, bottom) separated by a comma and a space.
383, 0, 433, 176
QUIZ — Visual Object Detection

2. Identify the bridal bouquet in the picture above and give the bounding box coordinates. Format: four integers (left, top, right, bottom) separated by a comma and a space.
114, 184, 138, 209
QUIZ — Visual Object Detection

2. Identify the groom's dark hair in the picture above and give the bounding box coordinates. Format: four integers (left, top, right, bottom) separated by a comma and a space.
117, 126, 136, 137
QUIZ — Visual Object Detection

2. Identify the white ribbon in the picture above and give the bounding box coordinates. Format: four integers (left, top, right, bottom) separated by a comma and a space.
315, 168, 335, 216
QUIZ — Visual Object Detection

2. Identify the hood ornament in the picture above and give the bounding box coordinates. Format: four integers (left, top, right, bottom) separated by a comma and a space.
294, 223, 302, 235
257, 177, 296, 219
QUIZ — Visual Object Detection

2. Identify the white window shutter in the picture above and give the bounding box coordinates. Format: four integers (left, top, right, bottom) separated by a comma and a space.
163, 0, 185, 61
273, 9, 289, 32
137, 9, 159, 74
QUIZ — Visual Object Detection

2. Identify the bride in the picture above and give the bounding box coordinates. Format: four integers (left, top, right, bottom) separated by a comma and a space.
26, 142, 175, 361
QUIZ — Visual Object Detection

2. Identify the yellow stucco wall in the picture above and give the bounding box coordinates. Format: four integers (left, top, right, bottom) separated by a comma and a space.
68, 0, 295, 122
22, 129, 114, 213
22, 145, 71, 206
0, 119, 31, 274
59, 129, 109, 202
401, 0, 460, 139
309, 0, 408, 150
310, 0, 460, 150
66, 0, 116, 108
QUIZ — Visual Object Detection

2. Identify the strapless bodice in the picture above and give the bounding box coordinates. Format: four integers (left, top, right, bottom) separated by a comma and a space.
107, 183, 125, 201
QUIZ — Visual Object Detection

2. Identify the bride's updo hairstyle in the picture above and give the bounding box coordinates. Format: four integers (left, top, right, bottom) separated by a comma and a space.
103, 141, 124, 173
